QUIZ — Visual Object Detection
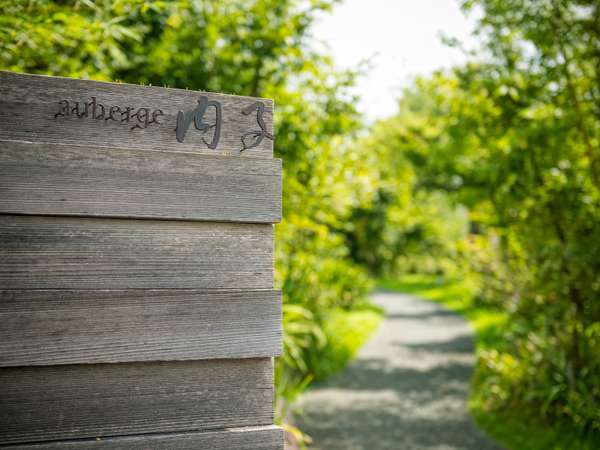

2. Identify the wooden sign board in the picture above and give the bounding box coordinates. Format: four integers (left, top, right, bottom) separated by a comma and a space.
0, 71, 283, 449
0, 71, 274, 157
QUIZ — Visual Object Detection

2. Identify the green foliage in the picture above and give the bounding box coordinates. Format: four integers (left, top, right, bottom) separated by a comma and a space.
381, 275, 600, 450
0, 0, 376, 423
369, 0, 600, 435
343, 120, 470, 277
1, 0, 152, 79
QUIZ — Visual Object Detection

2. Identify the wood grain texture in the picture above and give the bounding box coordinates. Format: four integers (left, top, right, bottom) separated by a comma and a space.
3, 426, 284, 449
0, 140, 281, 223
0, 71, 274, 158
0, 215, 273, 289
0, 289, 282, 367
0, 358, 274, 444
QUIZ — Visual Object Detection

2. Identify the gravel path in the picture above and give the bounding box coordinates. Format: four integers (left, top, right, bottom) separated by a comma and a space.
294, 291, 504, 450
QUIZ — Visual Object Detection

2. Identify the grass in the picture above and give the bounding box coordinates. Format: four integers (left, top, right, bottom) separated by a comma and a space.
378, 274, 600, 450
311, 305, 383, 381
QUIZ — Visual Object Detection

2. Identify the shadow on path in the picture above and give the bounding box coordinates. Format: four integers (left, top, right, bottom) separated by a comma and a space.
295, 291, 504, 450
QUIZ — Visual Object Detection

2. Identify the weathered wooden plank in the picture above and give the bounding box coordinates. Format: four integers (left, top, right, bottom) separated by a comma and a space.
0, 215, 273, 289
3, 426, 284, 450
0, 358, 274, 444
0, 140, 281, 223
0, 71, 274, 157
0, 289, 282, 367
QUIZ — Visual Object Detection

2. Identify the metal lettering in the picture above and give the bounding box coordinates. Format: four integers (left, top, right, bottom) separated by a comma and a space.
175, 96, 222, 149
240, 101, 273, 152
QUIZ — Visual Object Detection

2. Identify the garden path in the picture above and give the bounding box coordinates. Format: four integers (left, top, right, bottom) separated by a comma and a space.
294, 291, 504, 450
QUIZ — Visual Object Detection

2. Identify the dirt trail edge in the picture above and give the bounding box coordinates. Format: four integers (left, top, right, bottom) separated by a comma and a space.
295, 291, 504, 450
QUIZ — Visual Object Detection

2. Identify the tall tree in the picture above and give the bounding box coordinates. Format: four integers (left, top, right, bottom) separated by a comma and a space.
360, 0, 600, 431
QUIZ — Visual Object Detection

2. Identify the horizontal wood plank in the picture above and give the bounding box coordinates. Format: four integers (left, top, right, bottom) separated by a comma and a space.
0, 140, 281, 223
0, 289, 282, 367
0, 71, 274, 158
0, 215, 273, 289
0, 358, 274, 444
3, 426, 284, 450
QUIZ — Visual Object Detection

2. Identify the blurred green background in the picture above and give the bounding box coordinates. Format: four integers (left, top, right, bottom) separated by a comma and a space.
1, 1, 598, 448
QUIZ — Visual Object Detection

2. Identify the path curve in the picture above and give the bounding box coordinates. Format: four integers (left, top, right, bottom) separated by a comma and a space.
295, 291, 504, 450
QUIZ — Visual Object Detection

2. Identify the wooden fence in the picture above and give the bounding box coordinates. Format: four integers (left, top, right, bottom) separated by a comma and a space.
0, 71, 283, 449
